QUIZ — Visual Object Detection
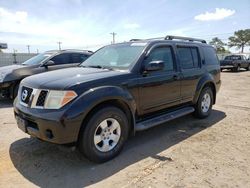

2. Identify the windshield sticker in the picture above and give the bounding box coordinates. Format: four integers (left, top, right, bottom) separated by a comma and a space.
131, 43, 147, 46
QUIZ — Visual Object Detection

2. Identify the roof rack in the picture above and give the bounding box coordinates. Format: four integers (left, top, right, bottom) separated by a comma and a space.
165, 35, 206, 43
130, 37, 164, 42
130, 35, 206, 44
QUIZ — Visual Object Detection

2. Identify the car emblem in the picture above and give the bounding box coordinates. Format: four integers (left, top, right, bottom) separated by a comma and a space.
21, 90, 28, 101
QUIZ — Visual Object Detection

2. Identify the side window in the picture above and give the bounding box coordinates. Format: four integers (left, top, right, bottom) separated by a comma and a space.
177, 47, 200, 69
191, 48, 199, 68
71, 53, 89, 63
145, 46, 174, 71
203, 47, 219, 65
50, 53, 71, 65
79, 54, 89, 62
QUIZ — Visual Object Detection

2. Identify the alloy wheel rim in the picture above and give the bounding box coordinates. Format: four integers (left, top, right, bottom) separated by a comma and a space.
201, 93, 211, 113
94, 118, 121, 152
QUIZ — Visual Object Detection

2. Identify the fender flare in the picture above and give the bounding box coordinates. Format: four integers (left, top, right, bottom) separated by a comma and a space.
193, 74, 216, 104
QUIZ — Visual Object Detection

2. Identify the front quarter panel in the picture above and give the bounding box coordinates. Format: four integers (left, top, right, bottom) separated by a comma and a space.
62, 86, 137, 137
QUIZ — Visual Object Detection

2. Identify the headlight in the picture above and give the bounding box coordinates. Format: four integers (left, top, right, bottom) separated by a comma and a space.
44, 90, 77, 109
0, 72, 6, 82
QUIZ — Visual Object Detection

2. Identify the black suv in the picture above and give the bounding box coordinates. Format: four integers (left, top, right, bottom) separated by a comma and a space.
0, 50, 92, 99
14, 36, 221, 163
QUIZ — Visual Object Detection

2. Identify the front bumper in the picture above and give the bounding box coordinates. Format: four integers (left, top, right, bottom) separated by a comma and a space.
14, 101, 82, 144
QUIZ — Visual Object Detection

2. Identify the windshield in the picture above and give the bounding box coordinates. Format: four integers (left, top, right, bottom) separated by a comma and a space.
22, 53, 52, 65
80, 43, 146, 70
225, 55, 241, 60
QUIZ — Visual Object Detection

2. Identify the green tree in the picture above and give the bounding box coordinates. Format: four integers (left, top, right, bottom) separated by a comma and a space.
209, 37, 226, 53
228, 29, 250, 53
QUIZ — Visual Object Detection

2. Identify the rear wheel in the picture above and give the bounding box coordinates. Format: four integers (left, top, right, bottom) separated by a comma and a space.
233, 65, 240, 72
78, 106, 129, 163
246, 65, 249, 71
194, 87, 213, 119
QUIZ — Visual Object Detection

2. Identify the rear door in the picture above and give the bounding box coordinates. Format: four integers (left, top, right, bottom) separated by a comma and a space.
176, 45, 203, 103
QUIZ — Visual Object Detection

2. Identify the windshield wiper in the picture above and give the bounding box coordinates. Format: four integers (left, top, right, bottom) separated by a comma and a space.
81, 65, 113, 70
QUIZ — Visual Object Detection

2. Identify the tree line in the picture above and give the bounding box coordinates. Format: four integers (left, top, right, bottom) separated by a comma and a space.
209, 29, 250, 53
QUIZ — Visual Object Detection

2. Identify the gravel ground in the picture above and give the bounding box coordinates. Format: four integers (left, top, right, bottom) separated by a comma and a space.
0, 70, 250, 188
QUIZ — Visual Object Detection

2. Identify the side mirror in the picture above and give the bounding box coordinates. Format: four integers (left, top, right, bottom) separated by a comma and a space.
43, 60, 55, 67
144, 60, 164, 71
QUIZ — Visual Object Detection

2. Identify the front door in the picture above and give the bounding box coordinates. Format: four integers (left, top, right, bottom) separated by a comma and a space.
138, 45, 181, 115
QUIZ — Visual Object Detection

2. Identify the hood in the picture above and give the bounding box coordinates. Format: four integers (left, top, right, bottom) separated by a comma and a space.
0, 64, 36, 83
0, 64, 24, 73
21, 67, 128, 90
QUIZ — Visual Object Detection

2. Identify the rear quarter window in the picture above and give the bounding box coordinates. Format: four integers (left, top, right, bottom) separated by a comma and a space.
203, 47, 219, 65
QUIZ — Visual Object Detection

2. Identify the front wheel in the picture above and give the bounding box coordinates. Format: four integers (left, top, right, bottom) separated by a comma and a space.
78, 106, 129, 163
233, 65, 240, 72
194, 87, 213, 119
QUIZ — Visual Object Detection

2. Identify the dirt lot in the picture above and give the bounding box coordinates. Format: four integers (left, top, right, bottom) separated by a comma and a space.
0, 71, 250, 188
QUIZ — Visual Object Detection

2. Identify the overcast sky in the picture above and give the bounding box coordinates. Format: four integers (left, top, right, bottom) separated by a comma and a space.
0, 0, 249, 53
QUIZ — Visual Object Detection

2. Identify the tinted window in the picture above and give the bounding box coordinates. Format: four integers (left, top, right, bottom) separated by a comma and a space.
79, 54, 89, 62
203, 47, 219, 65
225, 55, 241, 60
178, 47, 199, 69
145, 46, 174, 71
191, 48, 199, 68
50, 53, 71, 65
70, 53, 90, 63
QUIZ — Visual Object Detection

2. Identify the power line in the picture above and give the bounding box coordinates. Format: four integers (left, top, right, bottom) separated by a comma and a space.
193, 32, 234, 38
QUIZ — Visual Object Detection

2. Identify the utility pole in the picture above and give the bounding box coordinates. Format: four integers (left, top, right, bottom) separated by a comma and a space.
37, 49, 39, 54
110, 32, 117, 44
27, 45, 30, 53
57, 42, 62, 50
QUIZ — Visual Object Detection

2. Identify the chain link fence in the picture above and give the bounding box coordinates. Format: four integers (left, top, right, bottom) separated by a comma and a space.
0, 53, 37, 67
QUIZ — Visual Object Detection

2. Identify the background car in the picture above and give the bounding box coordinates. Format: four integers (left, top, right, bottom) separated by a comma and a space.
0, 49, 92, 99
220, 55, 250, 72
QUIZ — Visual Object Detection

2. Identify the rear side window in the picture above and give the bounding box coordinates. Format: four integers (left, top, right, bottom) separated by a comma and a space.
177, 47, 200, 69
144, 46, 174, 71
203, 47, 219, 65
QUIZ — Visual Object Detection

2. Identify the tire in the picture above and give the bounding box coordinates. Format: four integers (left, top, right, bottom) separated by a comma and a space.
194, 87, 213, 119
246, 65, 249, 71
78, 106, 129, 163
233, 65, 240, 72
13, 83, 20, 99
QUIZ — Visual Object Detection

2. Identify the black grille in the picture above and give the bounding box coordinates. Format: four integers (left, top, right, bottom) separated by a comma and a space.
36, 90, 48, 107
20, 86, 33, 104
